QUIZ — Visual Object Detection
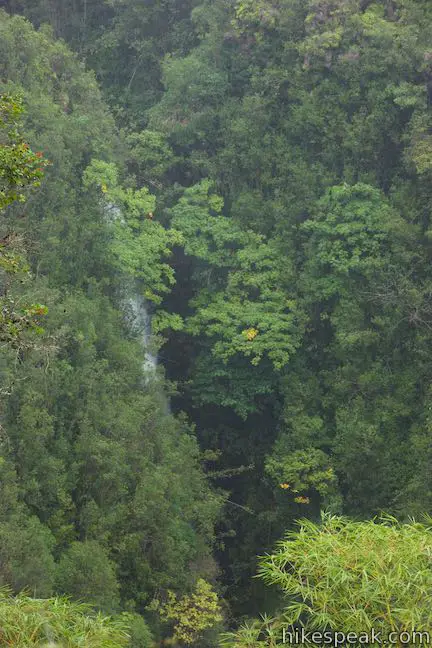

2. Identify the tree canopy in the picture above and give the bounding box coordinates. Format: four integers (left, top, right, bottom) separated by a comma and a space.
2, 0, 432, 643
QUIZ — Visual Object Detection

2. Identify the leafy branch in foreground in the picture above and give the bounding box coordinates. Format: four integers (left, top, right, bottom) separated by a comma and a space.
221, 514, 432, 646
0, 93, 49, 346
0, 94, 49, 210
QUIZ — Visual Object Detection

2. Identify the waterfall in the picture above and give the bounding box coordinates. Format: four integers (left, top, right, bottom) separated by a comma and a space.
104, 202, 158, 379
123, 286, 158, 377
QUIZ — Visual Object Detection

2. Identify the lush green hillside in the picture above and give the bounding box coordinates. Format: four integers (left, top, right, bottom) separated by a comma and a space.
0, 10, 222, 646
2, 0, 432, 644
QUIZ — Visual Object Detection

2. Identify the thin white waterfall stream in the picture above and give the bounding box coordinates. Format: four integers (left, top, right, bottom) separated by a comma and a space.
104, 202, 158, 379
123, 287, 158, 377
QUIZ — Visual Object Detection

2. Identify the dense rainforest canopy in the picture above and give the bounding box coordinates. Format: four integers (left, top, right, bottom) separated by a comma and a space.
1, 0, 432, 645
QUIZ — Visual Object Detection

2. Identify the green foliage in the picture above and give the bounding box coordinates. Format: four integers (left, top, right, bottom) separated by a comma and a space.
301, 183, 413, 299
5, 0, 432, 632
0, 93, 48, 209
184, 350, 277, 419
143, 0, 432, 613
222, 515, 432, 645
232, 0, 281, 43
98, 0, 432, 613
6, 0, 201, 127
266, 448, 338, 506
83, 158, 182, 304
125, 130, 176, 188
158, 578, 223, 645
0, 589, 129, 647
121, 612, 154, 648
0, 516, 56, 597
407, 113, 432, 174
171, 181, 304, 413
56, 542, 120, 613
0, 12, 221, 645
150, 54, 228, 145
0, 93, 49, 345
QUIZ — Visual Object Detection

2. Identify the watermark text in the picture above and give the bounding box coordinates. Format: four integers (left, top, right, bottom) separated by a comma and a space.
282, 628, 431, 646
